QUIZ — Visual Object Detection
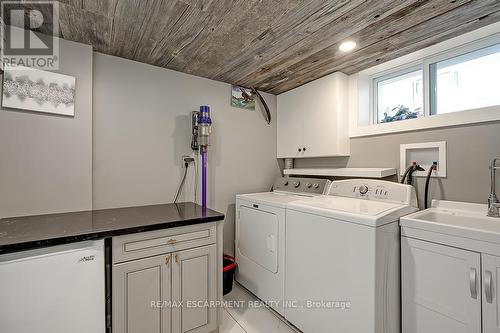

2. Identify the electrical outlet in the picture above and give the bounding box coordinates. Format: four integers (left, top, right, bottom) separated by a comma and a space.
182, 155, 195, 167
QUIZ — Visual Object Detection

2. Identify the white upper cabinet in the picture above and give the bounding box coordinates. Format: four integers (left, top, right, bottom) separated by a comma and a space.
277, 72, 350, 158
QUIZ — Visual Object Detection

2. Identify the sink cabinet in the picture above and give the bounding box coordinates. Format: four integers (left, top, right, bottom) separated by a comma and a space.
112, 223, 220, 333
402, 237, 481, 333
482, 254, 500, 333
402, 237, 500, 333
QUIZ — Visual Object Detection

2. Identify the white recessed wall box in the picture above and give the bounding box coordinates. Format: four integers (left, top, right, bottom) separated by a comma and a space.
400, 141, 447, 178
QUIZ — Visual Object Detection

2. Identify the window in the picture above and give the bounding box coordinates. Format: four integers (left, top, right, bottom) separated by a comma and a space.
352, 25, 500, 137
375, 68, 423, 123
430, 43, 500, 115
370, 41, 500, 126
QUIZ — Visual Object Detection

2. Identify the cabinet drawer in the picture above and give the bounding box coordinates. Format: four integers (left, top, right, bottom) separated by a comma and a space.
113, 223, 216, 263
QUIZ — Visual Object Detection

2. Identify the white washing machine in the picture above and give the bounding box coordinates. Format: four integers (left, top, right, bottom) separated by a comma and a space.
235, 177, 331, 315
285, 179, 418, 333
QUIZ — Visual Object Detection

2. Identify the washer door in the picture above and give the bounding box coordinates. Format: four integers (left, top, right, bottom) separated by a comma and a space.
238, 205, 278, 273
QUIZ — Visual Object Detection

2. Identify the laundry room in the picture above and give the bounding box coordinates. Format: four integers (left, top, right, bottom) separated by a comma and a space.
0, 2, 500, 333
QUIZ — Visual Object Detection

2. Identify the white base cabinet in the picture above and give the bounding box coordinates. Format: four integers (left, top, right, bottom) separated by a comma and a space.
483, 254, 500, 333
402, 237, 481, 333
113, 254, 173, 333
402, 237, 500, 333
112, 223, 220, 333
172, 245, 217, 333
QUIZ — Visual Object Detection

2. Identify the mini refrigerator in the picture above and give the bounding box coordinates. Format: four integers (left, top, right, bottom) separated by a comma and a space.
0, 240, 106, 333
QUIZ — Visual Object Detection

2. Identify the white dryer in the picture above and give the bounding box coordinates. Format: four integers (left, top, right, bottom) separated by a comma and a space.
235, 177, 330, 315
285, 179, 418, 333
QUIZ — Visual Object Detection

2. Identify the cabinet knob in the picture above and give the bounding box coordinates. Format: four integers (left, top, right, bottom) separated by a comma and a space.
298, 148, 302, 152
303, 147, 306, 151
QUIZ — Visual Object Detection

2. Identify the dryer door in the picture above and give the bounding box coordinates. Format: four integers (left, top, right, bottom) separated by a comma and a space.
238, 205, 279, 273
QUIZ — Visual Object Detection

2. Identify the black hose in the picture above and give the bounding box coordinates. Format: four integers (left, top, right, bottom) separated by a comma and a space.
401, 165, 413, 184
174, 163, 189, 203
424, 163, 438, 209
402, 163, 425, 185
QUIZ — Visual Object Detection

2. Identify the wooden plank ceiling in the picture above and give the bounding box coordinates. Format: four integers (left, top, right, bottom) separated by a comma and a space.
12, 0, 500, 94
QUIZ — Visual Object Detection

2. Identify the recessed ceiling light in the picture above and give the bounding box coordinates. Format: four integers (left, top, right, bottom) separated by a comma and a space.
339, 41, 357, 52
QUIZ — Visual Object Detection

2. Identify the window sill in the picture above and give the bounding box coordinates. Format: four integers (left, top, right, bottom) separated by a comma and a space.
349, 105, 500, 138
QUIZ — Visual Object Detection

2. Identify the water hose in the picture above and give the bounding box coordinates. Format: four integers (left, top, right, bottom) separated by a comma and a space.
400, 165, 413, 184
401, 162, 425, 185
424, 162, 438, 209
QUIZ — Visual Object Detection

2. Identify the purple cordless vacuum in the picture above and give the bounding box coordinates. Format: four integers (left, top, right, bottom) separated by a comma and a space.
197, 106, 212, 210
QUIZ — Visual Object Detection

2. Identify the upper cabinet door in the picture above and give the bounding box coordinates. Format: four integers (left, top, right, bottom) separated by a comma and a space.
401, 237, 481, 333
113, 254, 172, 333
302, 73, 349, 158
276, 72, 350, 158
482, 254, 500, 333
277, 91, 304, 158
172, 244, 217, 333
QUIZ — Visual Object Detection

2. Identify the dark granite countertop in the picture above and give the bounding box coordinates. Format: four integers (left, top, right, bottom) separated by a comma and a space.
0, 202, 224, 254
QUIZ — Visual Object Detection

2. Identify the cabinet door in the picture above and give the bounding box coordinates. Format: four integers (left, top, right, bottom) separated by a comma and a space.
483, 254, 500, 333
113, 254, 172, 333
277, 87, 304, 158
302, 73, 347, 158
401, 237, 481, 333
172, 245, 217, 333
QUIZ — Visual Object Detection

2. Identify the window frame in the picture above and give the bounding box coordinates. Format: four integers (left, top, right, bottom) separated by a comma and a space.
371, 37, 500, 124
372, 65, 424, 124
428, 42, 500, 116
349, 23, 500, 138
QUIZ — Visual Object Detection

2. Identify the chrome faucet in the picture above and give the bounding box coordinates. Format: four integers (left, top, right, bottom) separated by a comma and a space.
488, 157, 500, 218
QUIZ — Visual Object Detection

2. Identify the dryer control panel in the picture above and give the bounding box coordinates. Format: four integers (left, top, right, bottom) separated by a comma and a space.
273, 177, 330, 195
328, 179, 417, 207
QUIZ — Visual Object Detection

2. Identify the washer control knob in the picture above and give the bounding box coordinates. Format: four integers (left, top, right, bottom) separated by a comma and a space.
293, 181, 300, 188
312, 183, 319, 189
359, 185, 369, 195
305, 183, 312, 188
282, 180, 289, 186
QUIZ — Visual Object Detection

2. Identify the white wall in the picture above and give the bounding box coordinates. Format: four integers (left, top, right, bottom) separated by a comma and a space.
92, 53, 281, 254
0, 38, 93, 218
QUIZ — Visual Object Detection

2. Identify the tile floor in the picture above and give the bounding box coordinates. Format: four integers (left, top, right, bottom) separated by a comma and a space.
220, 283, 299, 333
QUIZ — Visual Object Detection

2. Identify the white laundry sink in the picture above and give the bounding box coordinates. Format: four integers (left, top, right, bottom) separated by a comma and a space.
401, 200, 500, 252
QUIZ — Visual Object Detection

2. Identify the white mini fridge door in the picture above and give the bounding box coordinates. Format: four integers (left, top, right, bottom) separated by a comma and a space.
0, 240, 106, 333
